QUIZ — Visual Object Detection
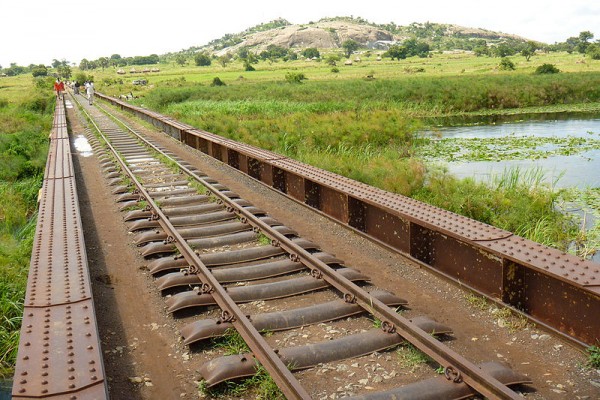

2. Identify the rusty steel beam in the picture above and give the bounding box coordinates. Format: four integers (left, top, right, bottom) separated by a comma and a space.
13, 98, 108, 399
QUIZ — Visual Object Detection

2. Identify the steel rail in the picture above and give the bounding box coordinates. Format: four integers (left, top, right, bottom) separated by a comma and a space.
96, 103, 521, 399
76, 100, 311, 400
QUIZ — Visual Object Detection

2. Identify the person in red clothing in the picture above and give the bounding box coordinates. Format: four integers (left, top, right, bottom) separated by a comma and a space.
54, 78, 65, 99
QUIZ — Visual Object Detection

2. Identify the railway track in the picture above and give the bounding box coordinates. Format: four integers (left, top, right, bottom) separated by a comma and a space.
13, 89, 599, 399
62, 91, 536, 400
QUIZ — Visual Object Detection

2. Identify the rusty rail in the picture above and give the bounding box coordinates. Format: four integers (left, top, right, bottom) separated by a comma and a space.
12, 98, 108, 399
98, 92, 600, 347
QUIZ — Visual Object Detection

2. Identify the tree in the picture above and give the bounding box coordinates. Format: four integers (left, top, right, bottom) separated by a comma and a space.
521, 41, 538, 61
194, 53, 212, 66
577, 31, 594, 53
302, 48, 320, 59
384, 45, 407, 60
342, 39, 359, 58
57, 64, 72, 79
474, 45, 489, 57
175, 54, 187, 66
492, 43, 517, 57
98, 57, 110, 70
403, 38, 430, 58
325, 54, 340, 66
79, 59, 91, 70
31, 64, 48, 77
586, 43, 600, 60
218, 54, 232, 67
237, 47, 250, 60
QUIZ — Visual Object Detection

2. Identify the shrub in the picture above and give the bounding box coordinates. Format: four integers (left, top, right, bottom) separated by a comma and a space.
285, 72, 306, 84
586, 44, 600, 60
331, 67, 340, 73
21, 94, 52, 114
211, 77, 226, 87
194, 53, 212, 67
535, 64, 560, 74
31, 65, 48, 77
499, 57, 515, 71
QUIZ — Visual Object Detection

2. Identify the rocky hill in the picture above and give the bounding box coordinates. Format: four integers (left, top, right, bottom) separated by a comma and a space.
200, 17, 533, 56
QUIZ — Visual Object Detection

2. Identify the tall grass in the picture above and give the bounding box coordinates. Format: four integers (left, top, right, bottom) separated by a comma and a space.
0, 78, 52, 377
413, 167, 576, 249
141, 71, 600, 116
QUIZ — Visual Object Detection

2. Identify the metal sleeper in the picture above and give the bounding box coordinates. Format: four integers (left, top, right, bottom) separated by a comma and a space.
200, 322, 450, 387
345, 362, 532, 400
147, 238, 320, 274
165, 268, 369, 312
180, 290, 409, 345
156, 252, 341, 289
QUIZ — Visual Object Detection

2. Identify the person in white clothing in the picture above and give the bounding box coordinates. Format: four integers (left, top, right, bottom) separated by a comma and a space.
86, 82, 95, 105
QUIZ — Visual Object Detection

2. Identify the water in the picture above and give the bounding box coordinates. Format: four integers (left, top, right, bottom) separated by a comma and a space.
73, 135, 93, 157
424, 115, 600, 261
426, 117, 600, 189
0, 380, 11, 400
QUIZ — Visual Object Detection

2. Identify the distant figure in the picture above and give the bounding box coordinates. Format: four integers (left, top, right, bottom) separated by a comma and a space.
74, 81, 80, 95
86, 82, 95, 105
54, 78, 65, 99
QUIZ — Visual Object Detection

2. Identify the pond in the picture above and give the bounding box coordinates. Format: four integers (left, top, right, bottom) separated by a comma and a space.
422, 116, 600, 189
420, 113, 600, 261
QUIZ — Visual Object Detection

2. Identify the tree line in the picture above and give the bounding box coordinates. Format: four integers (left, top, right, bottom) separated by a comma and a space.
2, 30, 598, 78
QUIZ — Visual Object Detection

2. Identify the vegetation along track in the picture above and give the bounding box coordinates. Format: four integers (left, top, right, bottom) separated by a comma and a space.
58, 89, 542, 400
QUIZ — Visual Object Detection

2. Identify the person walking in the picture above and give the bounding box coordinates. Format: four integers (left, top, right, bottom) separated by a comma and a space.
54, 78, 65, 99
74, 81, 80, 95
86, 81, 95, 105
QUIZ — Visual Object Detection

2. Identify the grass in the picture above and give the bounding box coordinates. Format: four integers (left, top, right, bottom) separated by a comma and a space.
587, 345, 600, 369
0, 75, 53, 377
200, 329, 284, 399
465, 293, 530, 333
396, 343, 431, 372
198, 365, 284, 399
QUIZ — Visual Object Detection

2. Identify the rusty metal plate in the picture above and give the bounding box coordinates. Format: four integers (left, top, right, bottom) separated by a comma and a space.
482, 236, 600, 292
270, 158, 512, 242
12, 301, 106, 398
225, 141, 286, 162
45, 137, 73, 181
27, 177, 91, 307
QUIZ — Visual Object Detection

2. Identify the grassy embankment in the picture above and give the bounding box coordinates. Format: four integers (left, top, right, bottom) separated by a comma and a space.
0, 76, 53, 377
95, 51, 600, 253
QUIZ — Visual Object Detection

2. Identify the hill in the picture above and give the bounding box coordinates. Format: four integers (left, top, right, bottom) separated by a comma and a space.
189, 16, 535, 56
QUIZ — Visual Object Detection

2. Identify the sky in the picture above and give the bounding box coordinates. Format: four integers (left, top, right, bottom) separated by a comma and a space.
1, 0, 598, 68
